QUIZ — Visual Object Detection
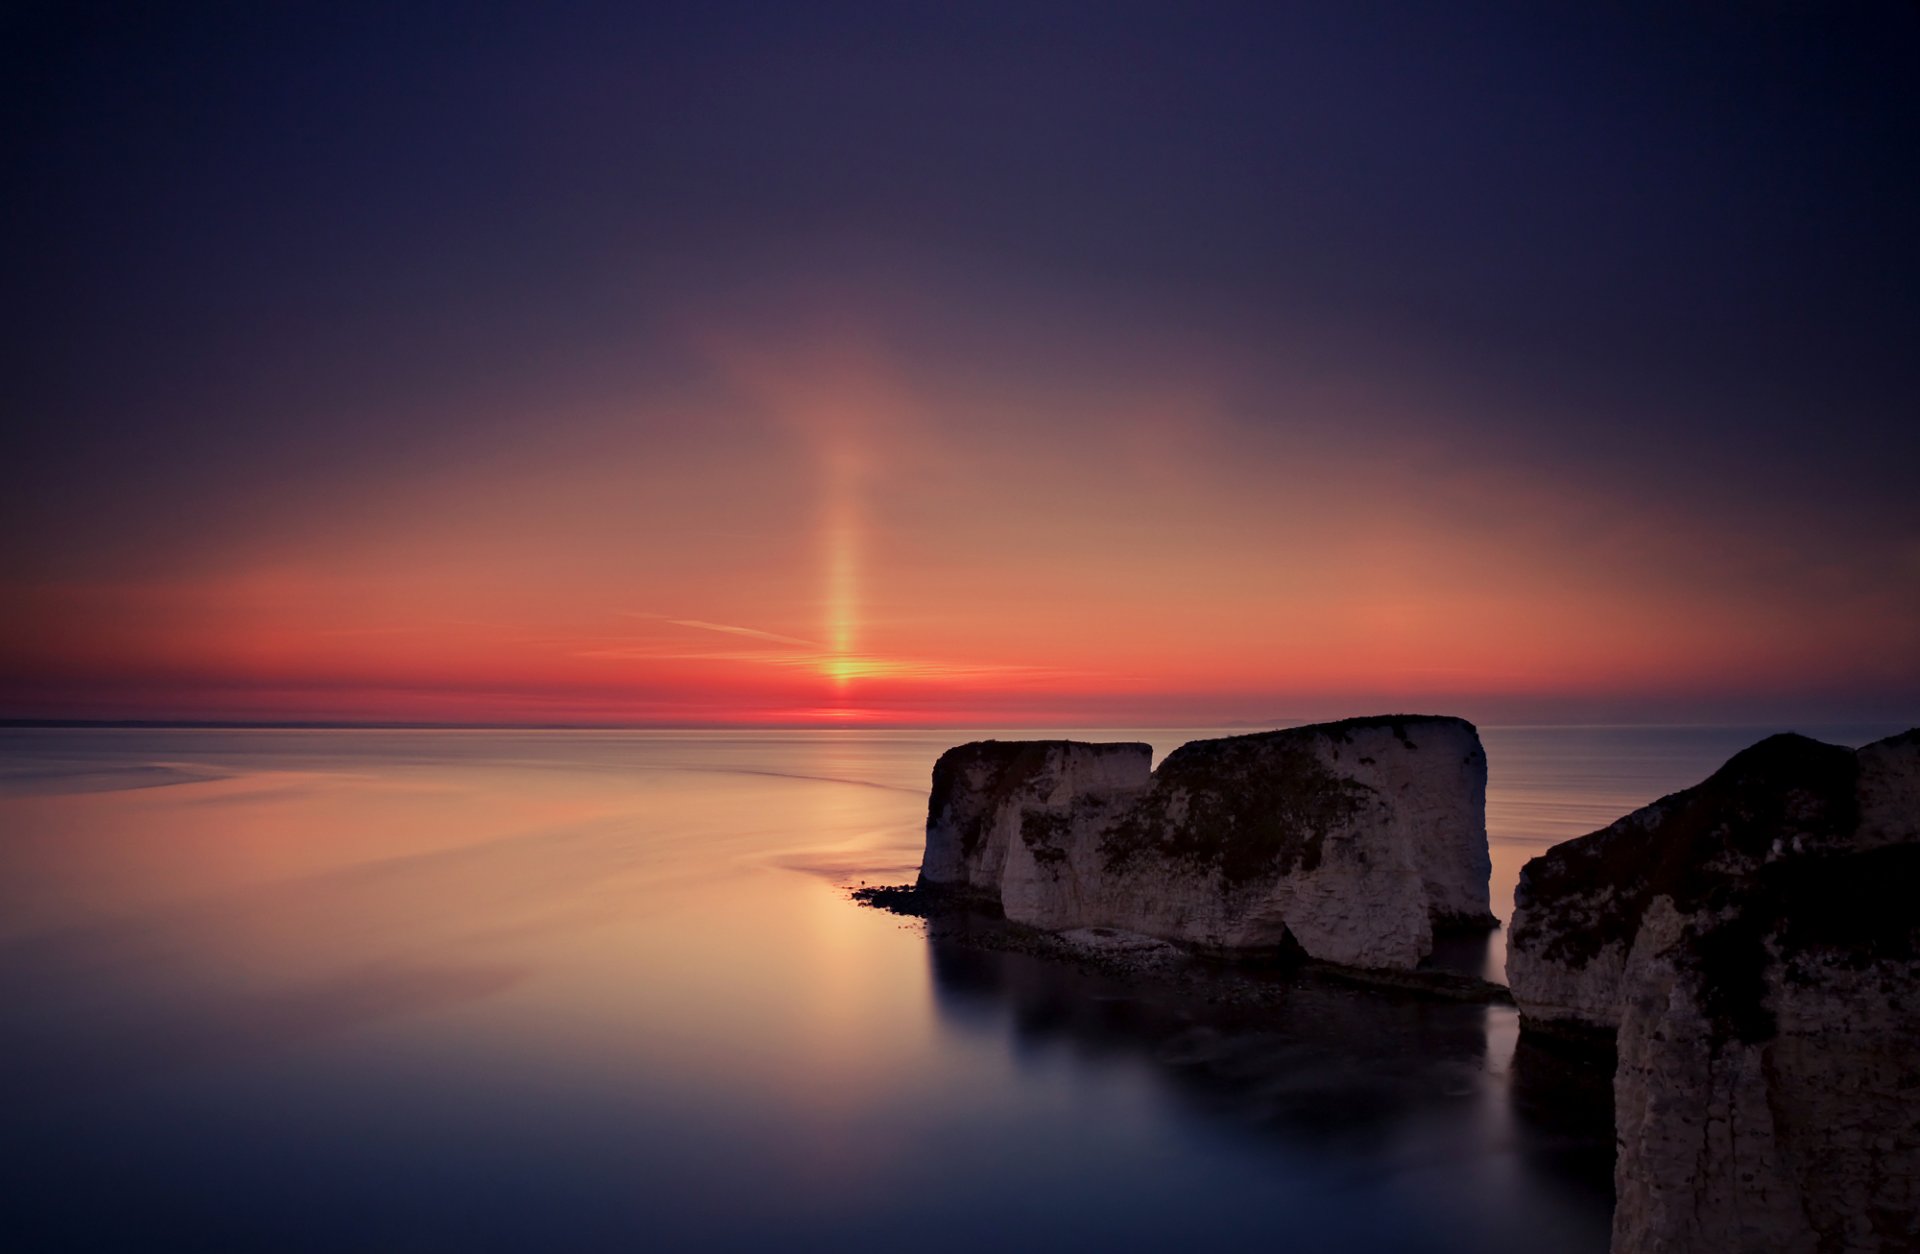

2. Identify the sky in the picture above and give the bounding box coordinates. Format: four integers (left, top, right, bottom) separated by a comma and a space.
4, 1, 1918, 727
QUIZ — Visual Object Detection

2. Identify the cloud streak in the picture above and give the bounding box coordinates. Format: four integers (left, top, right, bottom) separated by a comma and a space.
626, 614, 822, 650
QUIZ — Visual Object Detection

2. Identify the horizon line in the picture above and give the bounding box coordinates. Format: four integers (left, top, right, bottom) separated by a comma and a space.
5, 717, 1911, 734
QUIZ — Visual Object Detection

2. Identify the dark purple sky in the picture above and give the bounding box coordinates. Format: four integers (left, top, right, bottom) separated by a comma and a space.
4, 2, 1917, 724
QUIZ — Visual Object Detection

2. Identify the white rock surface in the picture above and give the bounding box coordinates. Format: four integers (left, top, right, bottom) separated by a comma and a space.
918, 716, 1491, 972
1613, 893, 1920, 1254
920, 740, 1151, 894
1507, 728, 1920, 1253
1859, 730, 1920, 848
1507, 793, 1689, 1036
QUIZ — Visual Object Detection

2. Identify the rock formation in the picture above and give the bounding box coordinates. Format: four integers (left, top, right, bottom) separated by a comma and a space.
920, 739, 1155, 895
1507, 729, 1920, 1253
918, 716, 1491, 971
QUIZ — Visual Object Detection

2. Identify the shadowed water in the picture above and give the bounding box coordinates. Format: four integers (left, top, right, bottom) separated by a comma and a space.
0, 723, 1900, 1251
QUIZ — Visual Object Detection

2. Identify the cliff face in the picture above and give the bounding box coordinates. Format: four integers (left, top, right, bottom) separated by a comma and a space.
1508, 734, 1862, 1037
920, 740, 1153, 895
1507, 729, 1920, 1254
918, 716, 1490, 971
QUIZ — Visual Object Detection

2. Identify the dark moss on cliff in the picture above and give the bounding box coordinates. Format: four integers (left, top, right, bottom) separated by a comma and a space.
1020, 808, 1073, 866
1319, 714, 1479, 750
1098, 734, 1376, 886
1224, 714, 1476, 751
1686, 842, 1920, 1047
929, 740, 1131, 861
1508, 731, 1920, 1048
1512, 733, 1860, 972
1673, 848, 1920, 1049
1769, 842, 1920, 967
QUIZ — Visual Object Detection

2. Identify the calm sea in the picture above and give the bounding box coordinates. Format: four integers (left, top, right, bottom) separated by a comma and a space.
0, 723, 1902, 1252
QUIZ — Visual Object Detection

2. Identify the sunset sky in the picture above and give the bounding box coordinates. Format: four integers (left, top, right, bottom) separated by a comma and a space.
5, 2, 1918, 726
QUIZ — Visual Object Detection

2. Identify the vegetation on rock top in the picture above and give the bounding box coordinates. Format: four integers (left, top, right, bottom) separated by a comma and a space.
1099, 736, 1377, 885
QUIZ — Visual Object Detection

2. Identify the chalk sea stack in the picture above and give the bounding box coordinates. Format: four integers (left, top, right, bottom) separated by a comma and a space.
919, 715, 1492, 971
1508, 729, 1920, 1253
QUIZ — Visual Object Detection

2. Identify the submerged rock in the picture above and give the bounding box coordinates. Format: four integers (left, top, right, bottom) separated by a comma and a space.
917, 716, 1491, 972
1508, 728, 1920, 1253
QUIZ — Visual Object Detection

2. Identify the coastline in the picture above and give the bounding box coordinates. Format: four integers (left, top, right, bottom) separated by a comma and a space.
851, 882, 1517, 1008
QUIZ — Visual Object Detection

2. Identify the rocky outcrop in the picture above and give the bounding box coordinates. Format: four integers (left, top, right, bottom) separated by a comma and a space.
1507, 729, 1920, 1253
920, 740, 1154, 894
1508, 731, 1918, 1037
917, 716, 1491, 972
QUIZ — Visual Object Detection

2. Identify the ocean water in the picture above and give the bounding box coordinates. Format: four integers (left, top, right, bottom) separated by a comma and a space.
0, 723, 1902, 1252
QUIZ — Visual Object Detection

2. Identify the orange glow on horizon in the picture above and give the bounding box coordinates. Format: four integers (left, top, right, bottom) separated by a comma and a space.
2, 333, 1914, 726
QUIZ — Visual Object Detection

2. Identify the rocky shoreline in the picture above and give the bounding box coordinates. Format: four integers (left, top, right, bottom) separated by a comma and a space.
863, 716, 1920, 1253
850, 880, 1515, 1007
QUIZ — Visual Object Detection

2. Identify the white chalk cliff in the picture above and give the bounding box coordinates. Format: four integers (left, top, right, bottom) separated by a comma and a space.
919, 716, 1492, 972
1508, 729, 1920, 1254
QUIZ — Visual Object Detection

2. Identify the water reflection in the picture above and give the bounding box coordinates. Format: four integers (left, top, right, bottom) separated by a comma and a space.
9, 958, 529, 1090
925, 928, 1615, 1250
1424, 925, 1501, 982
3, 724, 1895, 1253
